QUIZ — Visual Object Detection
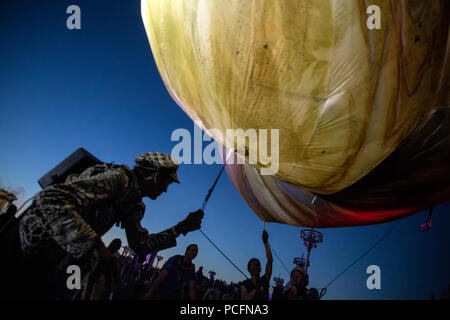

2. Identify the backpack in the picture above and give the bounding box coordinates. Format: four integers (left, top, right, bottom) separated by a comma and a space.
38, 147, 102, 189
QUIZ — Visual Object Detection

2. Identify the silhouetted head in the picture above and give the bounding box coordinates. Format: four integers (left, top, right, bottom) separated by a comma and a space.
133, 152, 180, 200
108, 238, 122, 253
247, 258, 261, 277
185, 244, 198, 261
290, 267, 309, 287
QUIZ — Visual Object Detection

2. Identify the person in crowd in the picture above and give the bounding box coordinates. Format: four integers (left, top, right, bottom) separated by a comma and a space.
108, 238, 122, 256
240, 230, 273, 300
0, 152, 204, 299
283, 266, 309, 300
196, 266, 204, 280
143, 244, 198, 300
271, 283, 285, 300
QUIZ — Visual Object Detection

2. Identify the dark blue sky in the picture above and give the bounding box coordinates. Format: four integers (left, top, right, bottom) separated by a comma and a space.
1, 0, 449, 299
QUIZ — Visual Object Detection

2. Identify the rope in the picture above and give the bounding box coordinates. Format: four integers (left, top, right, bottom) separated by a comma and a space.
271, 246, 290, 277
202, 164, 226, 211
199, 149, 249, 279
200, 229, 248, 279
202, 149, 233, 210
319, 220, 401, 296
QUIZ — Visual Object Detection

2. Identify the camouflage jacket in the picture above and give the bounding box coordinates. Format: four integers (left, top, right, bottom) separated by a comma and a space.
19, 163, 177, 260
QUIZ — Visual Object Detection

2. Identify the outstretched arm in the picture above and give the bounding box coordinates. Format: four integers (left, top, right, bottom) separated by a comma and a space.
123, 202, 177, 259
262, 231, 273, 281
124, 207, 204, 260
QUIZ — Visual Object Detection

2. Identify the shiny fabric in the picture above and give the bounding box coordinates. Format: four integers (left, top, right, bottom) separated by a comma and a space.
141, 0, 449, 194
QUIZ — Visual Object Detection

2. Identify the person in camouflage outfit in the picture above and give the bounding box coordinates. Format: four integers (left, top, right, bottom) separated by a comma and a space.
1, 152, 204, 299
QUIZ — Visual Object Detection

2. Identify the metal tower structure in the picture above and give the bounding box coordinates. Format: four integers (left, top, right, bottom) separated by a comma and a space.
293, 253, 309, 270
300, 228, 323, 273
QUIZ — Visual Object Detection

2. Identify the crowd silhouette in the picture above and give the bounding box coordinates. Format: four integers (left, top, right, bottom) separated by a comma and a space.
96, 238, 321, 301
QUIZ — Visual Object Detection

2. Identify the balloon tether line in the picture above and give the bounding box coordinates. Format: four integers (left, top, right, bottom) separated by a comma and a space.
271, 245, 290, 277
199, 150, 249, 279
202, 164, 227, 211
202, 149, 233, 211
319, 220, 401, 298
199, 229, 248, 279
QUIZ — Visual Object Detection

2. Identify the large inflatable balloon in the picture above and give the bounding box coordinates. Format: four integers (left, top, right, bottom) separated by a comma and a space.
142, 0, 449, 227
142, 0, 449, 195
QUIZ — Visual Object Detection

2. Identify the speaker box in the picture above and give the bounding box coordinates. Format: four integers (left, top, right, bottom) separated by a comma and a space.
38, 148, 102, 189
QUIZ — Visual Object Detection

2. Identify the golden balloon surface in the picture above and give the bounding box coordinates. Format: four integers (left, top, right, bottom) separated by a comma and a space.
142, 0, 449, 194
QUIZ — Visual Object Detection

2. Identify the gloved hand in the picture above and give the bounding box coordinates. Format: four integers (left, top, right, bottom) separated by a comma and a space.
174, 209, 204, 236
262, 230, 269, 244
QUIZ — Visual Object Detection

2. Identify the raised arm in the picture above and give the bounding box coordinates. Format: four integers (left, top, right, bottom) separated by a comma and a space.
262, 231, 273, 281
